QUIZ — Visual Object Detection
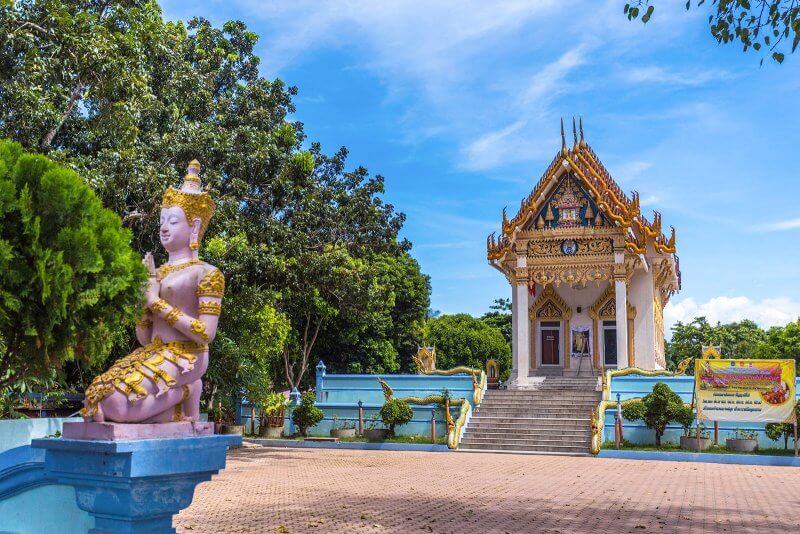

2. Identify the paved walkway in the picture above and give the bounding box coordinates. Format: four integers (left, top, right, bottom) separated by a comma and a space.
176, 445, 800, 533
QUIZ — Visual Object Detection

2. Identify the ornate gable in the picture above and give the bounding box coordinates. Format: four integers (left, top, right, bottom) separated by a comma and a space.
528, 175, 609, 231
588, 284, 636, 320
529, 285, 573, 321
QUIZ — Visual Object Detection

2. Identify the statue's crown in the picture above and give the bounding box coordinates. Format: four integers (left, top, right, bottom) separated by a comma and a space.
161, 160, 215, 239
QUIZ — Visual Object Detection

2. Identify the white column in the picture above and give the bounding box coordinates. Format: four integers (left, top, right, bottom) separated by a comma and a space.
510, 256, 530, 385
615, 278, 628, 369
514, 282, 531, 377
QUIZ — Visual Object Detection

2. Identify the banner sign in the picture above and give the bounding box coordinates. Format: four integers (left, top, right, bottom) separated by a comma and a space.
695, 359, 796, 422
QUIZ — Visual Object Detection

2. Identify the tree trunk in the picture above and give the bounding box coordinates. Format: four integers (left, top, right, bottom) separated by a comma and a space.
655, 431, 662, 446
40, 81, 84, 150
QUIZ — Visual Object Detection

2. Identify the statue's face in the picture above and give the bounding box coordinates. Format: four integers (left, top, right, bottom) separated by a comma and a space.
159, 206, 193, 252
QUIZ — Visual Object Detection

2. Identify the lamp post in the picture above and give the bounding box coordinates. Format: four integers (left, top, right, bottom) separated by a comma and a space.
358, 400, 364, 437
615, 393, 622, 449
431, 409, 437, 444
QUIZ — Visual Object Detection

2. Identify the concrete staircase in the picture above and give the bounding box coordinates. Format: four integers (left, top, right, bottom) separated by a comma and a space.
459, 377, 600, 456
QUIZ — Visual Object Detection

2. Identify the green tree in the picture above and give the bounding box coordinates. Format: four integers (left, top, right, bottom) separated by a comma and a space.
666, 317, 770, 372
1, 3, 426, 399
623, 0, 800, 63
622, 382, 689, 446
379, 398, 414, 437
425, 313, 511, 378
481, 298, 512, 344
291, 390, 323, 437
764, 319, 800, 366
0, 140, 146, 390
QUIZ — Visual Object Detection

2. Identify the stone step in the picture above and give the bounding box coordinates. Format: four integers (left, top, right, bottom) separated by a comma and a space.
483, 392, 600, 398
470, 415, 588, 423
460, 436, 590, 446
458, 442, 590, 455
474, 410, 595, 417
466, 421, 590, 433
464, 429, 591, 439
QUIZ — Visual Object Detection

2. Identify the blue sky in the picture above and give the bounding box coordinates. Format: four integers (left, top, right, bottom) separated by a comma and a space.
162, 0, 800, 330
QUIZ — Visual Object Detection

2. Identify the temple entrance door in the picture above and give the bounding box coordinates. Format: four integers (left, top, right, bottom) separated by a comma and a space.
540, 324, 560, 366
603, 321, 618, 367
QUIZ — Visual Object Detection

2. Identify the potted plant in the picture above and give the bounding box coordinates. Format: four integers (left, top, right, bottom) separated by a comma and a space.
259, 392, 289, 438
380, 398, 414, 438
219, 404, 244, 435
680, 424, 712, 451
363, 413, 389, 441
292, 391, 324, 437
330, 416, 357, 438
726, 428, 759, 452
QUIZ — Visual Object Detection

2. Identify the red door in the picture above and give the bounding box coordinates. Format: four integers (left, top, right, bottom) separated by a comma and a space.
541, 329, 560, 365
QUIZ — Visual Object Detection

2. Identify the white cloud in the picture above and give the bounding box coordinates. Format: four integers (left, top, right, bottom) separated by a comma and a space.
639, 194, 661, 207
759, 218, 800, 231
665, 296, 800, 332
623, 66, 732, 86
461, 45, 588, 171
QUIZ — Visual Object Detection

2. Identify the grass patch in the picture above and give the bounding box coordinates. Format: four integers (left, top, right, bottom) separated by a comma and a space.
601, 440, 799, 456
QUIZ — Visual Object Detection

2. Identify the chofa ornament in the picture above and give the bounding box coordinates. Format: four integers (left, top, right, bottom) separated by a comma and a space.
81, 160, 224, 423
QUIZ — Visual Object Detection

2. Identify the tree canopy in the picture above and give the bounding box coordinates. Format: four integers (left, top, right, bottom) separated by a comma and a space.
425, 313, 511, 378
0, 140, 146, 391
624, 0, 800, 63
0, 1, 429, 401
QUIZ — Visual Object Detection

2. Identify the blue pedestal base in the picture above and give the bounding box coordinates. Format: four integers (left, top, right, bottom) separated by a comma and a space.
31, 434, 241, 534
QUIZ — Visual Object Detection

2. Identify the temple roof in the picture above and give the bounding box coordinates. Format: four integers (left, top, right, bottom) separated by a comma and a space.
487, 118, 678, 272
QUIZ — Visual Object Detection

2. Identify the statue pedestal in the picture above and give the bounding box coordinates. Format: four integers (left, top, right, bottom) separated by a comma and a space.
31, 431, 241, 533
62, 421, 214, 441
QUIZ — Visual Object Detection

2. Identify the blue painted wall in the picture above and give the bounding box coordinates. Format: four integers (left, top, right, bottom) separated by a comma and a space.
605, 375, 800, 449
0, 418, 81, 454
239, 366, 476, 437
0, 485, 93, 534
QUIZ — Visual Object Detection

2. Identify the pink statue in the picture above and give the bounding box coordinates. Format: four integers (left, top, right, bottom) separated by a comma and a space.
82, 160, 223, 424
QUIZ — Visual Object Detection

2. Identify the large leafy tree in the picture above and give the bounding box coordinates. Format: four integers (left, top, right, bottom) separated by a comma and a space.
624, 0, 800, 63
1, 2, 424, 400
425, 313, 511, 378
666, 317, 771, 372
0, 140, 146, 391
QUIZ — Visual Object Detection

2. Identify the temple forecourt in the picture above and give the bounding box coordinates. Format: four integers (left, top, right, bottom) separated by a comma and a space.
487, 119, 681, 387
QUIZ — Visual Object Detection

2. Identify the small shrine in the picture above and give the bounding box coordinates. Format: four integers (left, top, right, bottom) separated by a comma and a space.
413, 345, 437, 373
487, 119, 681, 387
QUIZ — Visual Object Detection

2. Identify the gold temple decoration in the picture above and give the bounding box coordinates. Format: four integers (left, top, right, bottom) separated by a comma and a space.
81, 337, 206, 417
150, 299, 169, 313
413, 345, 437, 374
378, 378, 394, 400
157, 259, 204, 281
161, 160, 216, 239
173, 383, 192, 422
196, 269, 225, 298
487, 119, 680, 296
190, 319, 210, 342
198, 301, 222, 316
165, 308, 183, 326
137, 312, 153, 329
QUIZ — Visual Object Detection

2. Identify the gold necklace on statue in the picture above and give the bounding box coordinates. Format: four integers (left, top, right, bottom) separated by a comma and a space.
157, 259, 204, 281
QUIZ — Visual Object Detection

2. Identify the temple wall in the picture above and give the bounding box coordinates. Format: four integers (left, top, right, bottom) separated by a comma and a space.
629, 269, 657, 370
604, 375, 800, 448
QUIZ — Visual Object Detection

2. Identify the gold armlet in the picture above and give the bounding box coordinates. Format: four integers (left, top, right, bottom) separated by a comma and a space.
198, 301, 221, 316
196, 269, 225, 298
165, 308, 183, 326
190, 319, 210, 342
137, 317, 153, 329
150, 299, 169, 313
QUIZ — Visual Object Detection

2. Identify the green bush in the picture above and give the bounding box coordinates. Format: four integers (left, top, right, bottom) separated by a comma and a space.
765, 401, 800, 449
379, 398, 413, 437
621, 382, 689, 446
291, 391, 323, 436
0, 140, 146, 391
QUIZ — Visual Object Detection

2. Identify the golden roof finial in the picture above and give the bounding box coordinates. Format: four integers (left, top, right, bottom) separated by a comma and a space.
572, 116, 578, 148
560, 118, 567, 155
579, 117, 586, 147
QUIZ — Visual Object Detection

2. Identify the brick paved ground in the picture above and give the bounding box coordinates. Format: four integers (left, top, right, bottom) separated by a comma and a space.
176, 445, 800, 533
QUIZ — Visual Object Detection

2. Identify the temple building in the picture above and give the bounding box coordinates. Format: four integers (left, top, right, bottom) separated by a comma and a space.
487, 119, 681, 387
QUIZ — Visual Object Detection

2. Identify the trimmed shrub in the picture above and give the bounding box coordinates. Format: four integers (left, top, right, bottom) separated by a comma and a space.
291, 391, 323, 436
379, 398, 413, 437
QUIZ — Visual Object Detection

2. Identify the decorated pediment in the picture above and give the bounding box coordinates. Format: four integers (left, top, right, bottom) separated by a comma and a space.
588, 284, 636, 320
529, 285, 573, 321
529, 175, 609, 230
